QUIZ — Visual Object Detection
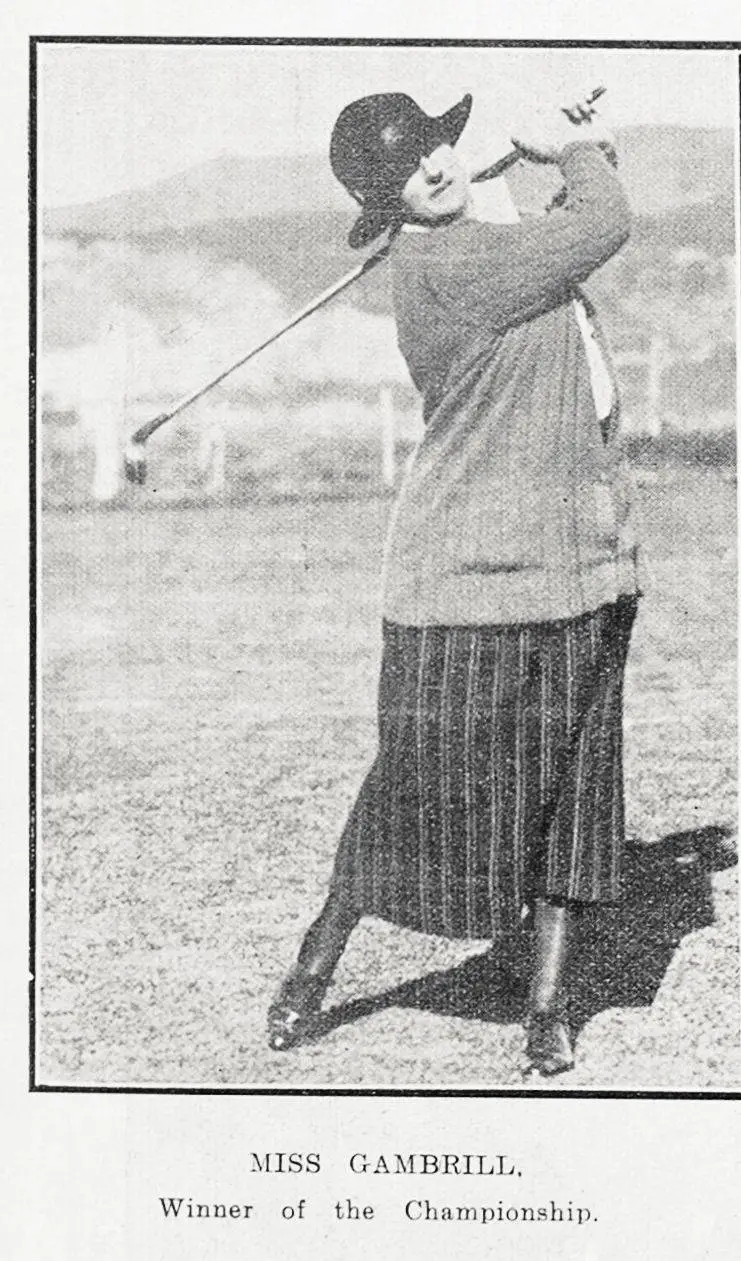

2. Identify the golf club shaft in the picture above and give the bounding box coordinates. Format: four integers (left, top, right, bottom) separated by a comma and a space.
126, 144, 517, 450
128, 86, 606, 449
128, 245, 392, 446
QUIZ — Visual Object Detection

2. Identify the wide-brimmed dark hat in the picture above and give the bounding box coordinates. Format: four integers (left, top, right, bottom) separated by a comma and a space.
330, 92, 473, 249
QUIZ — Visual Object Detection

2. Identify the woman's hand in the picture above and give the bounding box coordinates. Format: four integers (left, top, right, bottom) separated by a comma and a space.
511, 104, 617, 166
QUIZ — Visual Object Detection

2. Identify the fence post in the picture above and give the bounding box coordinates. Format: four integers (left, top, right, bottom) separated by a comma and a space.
197, 406, 227, 496
88, 401, 123, 502
206, 422, 226, 496
379, 384, 396, 487
645, 334, 665, 438
87, 322, 127, 502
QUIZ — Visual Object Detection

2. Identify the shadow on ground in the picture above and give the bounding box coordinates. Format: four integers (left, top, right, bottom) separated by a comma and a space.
312, 826, 737, 1043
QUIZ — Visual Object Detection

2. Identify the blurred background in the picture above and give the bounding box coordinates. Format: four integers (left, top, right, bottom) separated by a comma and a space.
39, 44, 737, 508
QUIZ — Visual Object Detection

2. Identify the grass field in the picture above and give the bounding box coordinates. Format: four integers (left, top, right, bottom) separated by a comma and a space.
38, 466, 739, 1089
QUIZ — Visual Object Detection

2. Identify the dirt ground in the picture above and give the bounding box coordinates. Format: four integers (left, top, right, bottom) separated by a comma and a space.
38, 466, 739, 1089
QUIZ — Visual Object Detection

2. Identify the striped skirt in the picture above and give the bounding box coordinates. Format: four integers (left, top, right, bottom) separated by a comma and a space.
329, 596, 638, 941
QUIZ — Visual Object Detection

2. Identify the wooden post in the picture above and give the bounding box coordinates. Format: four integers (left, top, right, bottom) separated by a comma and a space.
196, 405, 227, 496
87, 321, 127, 502
379, 384, 396, 487
645, 334, 664, 438
88, 401, 122, 502
206, 425, 226, 496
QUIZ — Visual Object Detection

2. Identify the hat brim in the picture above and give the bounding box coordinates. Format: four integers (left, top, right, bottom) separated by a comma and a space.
348, 92, 473, 249
348, 203, 399, 250
438, 92, 473, 149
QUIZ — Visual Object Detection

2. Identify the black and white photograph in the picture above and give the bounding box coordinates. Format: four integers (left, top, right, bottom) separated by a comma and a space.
35, 39, 739, 1092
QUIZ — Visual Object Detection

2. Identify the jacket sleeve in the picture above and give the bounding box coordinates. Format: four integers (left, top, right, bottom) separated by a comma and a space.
427, 142, 632, 334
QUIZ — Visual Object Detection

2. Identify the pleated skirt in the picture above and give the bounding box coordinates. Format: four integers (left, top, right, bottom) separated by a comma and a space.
329, 596, 638, 941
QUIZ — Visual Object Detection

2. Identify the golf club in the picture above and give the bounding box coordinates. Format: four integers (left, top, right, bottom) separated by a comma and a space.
123, 86, 606, 486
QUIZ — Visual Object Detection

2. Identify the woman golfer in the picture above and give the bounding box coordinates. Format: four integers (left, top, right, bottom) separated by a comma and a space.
267, 91, 640, 1077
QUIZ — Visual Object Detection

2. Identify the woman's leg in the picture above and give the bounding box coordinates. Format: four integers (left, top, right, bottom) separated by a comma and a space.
524, 897, 574, 1076
521, 599, 638, 1075
295, 892, 360, 979
267, 892, 360, 1052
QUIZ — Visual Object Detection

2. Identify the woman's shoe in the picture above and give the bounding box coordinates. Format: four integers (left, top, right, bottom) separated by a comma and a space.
523, 1010, 574, 1078
267, 965, 331, 1052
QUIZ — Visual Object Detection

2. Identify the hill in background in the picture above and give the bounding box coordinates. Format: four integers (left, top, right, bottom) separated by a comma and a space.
43, 127, 736, 308
44, 126, 735, 233
40, 124, 736, 449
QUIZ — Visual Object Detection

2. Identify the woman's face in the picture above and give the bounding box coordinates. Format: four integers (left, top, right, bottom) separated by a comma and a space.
400, 143, 471, 225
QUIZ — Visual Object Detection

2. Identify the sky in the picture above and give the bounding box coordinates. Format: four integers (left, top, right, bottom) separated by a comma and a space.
39, 43, 739, 206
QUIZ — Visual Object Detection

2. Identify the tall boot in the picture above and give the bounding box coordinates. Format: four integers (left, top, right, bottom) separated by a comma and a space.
524, 898, 574, 1077
267, 893, 359, 1052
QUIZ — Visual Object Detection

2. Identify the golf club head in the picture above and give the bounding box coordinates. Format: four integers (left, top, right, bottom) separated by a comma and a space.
124, 441, 147, 486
